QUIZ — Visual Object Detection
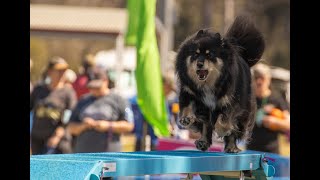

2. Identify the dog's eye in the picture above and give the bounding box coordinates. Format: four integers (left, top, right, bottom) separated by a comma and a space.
194, 53, 199, 58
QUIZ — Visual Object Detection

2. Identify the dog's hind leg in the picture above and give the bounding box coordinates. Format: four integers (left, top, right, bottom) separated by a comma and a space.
214, 114, 232, 138
224, 133, 241, 153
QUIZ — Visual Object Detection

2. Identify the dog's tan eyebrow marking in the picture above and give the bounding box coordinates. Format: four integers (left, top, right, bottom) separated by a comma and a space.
206, 50, 210, 54
196, 49, 200, 53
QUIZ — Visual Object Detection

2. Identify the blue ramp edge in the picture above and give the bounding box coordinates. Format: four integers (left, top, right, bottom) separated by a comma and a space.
30, 158, 100, 180
249, 150, 290, 177
30, 150, 275, 179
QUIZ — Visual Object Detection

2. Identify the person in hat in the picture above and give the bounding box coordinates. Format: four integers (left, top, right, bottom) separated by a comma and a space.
67, 67, 134, 153
246, 63, 290, 154
30, 56, 77, 154
64, 69, 77, 86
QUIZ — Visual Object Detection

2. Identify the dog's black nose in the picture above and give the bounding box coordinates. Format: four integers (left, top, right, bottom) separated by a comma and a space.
197, 61, 204, 68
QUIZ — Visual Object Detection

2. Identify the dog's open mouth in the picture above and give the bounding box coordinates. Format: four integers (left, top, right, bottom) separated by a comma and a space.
196, 70, 208, 80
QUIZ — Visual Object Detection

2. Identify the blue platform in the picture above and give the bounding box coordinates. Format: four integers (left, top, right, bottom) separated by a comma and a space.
30, 150, 289, 180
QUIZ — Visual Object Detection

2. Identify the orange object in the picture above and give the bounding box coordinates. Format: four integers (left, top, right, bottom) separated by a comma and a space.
269, 108, 284, 130
171, 103, 180, 114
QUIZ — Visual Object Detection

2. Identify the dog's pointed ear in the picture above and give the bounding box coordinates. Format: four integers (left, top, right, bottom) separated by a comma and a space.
214, 33, 224, 47
196, 29, 205, 37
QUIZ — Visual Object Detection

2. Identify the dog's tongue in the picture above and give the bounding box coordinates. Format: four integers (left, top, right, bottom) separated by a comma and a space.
197, 70, 208, 79
198, 70, 207, 76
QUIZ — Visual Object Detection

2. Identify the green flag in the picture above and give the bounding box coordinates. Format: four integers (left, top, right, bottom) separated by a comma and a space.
125, 0, 140, 46
125, 0, 170, 137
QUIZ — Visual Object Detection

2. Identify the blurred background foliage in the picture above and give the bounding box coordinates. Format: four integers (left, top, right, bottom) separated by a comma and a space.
30, 0, 289, 83
173, 0, 290, 68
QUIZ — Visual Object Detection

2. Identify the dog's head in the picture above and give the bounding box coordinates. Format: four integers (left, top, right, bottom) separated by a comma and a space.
176, 29, 228, 87
176, 16, 265, 90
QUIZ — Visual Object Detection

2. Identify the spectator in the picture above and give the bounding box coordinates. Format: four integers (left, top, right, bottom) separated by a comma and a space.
162, 74, 183, 138
64, 69, 77, 87
72, 54, 96, 99
30, 56, 77, 154
130, 96, 158, 151
247, 63, 290, 154
67, 67, 134, 153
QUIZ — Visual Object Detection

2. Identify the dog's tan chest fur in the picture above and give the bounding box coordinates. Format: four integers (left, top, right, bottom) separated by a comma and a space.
202, 89, 217, 110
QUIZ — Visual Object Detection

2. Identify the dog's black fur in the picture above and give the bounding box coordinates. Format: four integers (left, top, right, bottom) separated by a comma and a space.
175, 16, 265, 153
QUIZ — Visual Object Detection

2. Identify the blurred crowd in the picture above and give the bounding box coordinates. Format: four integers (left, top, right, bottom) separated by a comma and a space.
30, 55, 290, 156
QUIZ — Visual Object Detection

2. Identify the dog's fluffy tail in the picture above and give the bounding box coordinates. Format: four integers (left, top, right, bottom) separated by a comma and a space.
225, 15, 265, 67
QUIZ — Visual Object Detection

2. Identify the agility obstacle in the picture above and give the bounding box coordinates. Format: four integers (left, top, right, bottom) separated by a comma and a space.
30, 150, 289, 180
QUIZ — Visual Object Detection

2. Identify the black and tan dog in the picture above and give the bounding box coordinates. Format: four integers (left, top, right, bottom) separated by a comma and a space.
175, 16, 265, 153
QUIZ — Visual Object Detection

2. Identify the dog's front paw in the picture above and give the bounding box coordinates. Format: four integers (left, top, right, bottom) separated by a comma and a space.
195, 139, 210, 151
179, 116, 196, 127
224, 146, 241, 153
